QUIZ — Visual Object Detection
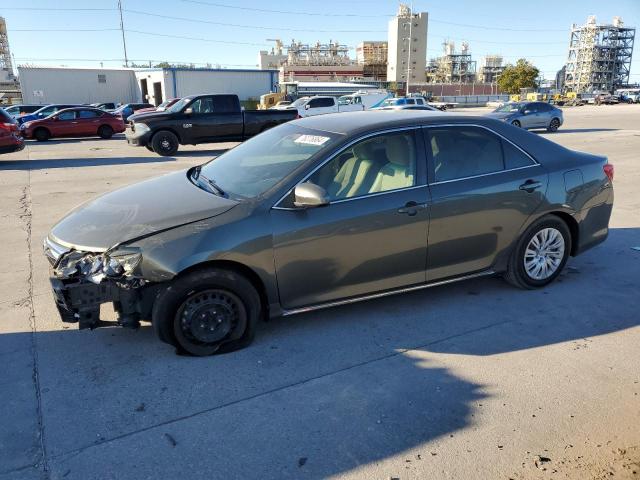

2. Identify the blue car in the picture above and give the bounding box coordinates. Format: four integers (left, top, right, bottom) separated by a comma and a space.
17, 104, 81, 125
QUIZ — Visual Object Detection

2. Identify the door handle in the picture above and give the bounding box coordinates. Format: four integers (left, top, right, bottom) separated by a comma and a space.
519, 180, 542, 193
398, 201, 419, 216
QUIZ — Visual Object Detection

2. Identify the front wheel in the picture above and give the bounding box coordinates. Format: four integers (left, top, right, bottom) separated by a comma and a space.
152, 268, 261, 356
511, 120, 521, 128
151, 130, 179, 156
34, 128, 50, 142
504, 215, 572, 289
547, 118, 560, 132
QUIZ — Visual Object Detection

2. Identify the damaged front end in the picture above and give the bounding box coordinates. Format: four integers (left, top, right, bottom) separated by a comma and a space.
45, 236, 158, 330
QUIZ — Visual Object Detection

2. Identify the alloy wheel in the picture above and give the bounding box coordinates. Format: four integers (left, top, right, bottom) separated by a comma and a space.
523, 227, 565, 280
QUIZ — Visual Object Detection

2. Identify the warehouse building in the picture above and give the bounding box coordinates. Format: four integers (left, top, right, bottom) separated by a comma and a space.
18, 66, 279, 106
18, 67, 139, 105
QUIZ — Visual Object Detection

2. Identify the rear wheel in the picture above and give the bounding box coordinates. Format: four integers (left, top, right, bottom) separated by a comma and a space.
34, 128, 50, 142
145, 144, 154, 152
504, 215, 572, 289
151, 130, 179, 156
152, 268, 261, 356
511, 120, 521, 128
98, 125, 114, 139
547, 118, 561, 132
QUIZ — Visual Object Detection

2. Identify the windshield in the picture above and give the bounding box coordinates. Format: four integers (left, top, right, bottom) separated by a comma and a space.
198, 124, 342, 198
167, 97, 191, 113
494, 103, 524, 113
381, 98, 402, 106
290, 97, 309, 107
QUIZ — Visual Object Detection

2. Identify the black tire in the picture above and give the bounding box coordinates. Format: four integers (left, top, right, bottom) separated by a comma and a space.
511, 120, 521, 128
145, 144, 154, 152
547, 118, 561, 132
152, 268, 261, 356
151, 130, 179, 156
34, 128, 50, 142
98, 125, 114, 139
504, 215, 572, 289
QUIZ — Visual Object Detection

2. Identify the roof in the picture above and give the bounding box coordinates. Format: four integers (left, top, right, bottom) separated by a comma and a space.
295, 110, 468, 134
293, 110, 572, 164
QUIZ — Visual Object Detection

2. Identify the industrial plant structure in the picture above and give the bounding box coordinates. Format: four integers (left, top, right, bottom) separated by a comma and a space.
356, 41, 388, 80
0, 17, 21, 103
477, 55, 505, 84
564, 16, 635, 93
426, 41, 477, 84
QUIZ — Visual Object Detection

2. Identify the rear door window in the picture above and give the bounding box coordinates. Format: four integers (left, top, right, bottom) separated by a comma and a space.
427, 126, 504, 182
212, 96, 239, 113
78, 110, 100, 119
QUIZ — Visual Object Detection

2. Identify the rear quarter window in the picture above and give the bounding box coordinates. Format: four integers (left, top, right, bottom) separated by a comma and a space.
502, 140, 535, 169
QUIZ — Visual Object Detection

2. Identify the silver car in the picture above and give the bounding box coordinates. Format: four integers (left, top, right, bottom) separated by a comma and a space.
486, 102, 564, 132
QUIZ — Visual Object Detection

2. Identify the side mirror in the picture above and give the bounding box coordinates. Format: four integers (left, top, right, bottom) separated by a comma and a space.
304, 104, 310, 110
293, 183, 329, 208
184, 107, 193, 115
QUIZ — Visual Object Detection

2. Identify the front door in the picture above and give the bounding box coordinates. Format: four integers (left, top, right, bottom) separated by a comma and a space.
424, 125, 548, 281
271, 129, 430, 309
49, 110, 78, 137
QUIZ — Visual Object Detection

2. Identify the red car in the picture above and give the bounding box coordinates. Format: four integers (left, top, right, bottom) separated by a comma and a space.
21, 107, 125, 141
133, 98, 180, 115
0, 107, 24, 153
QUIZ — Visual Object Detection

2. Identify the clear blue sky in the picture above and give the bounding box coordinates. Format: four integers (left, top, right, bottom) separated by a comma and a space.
2, 0, 639, 82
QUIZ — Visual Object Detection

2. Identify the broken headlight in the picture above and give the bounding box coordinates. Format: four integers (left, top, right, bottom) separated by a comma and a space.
55, 248, 142, 284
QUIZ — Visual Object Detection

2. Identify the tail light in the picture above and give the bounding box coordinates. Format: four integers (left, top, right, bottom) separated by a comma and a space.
1, 122, 17, 132
603, 164, 614, 182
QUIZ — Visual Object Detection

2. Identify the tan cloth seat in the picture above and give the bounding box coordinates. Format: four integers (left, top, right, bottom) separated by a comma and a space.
327, 142, 381, 199
369, 135, 415, 193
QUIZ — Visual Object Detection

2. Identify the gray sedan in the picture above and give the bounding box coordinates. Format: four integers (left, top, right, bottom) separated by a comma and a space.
487, 101, 564, 132
45, 111, 613, 356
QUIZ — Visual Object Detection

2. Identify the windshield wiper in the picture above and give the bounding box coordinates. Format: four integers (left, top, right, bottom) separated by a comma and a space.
200, 174, 226, 197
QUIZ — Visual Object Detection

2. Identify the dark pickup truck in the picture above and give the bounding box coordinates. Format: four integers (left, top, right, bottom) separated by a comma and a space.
125, 94, 298, 155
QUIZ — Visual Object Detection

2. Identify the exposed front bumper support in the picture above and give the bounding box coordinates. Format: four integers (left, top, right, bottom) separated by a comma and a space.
50, 277, 155, 329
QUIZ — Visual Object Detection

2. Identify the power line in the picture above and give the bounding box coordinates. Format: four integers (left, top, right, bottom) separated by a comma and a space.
125, 29, 269, 46
180, 0, 391, 17
122, 9, 387, 33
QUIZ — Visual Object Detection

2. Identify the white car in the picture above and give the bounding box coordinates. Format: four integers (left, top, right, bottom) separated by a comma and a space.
337, 90, 393, 111
286, 96, 351, 117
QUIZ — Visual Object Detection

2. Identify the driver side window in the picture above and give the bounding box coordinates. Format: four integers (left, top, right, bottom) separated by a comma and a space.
308, 131, 417, 201
191, 97, 215, 114
57, 111, 76, 121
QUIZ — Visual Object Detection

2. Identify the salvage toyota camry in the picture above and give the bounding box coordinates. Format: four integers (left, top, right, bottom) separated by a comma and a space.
44, 111, 614, 356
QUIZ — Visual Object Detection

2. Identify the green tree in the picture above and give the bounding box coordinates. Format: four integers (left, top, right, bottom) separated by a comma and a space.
497, 59, 540, 94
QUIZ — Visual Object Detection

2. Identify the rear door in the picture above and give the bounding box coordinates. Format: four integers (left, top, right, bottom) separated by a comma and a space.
76, 109, 101, 135
423, 125, 548, 281
188, 96, 243, 142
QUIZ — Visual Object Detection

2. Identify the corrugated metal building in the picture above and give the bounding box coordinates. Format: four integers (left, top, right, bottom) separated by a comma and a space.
135, 68, 278, 105
18, 66, 279, 106
18, 67, 139, 105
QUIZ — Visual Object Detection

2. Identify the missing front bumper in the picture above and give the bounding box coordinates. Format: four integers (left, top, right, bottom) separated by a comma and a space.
50, 277, 155, 329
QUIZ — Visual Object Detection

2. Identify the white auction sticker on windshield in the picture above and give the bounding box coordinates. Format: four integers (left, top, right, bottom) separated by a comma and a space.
294, 135, 330, 146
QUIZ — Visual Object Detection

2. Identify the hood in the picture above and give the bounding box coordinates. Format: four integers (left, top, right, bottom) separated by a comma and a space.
129, 111, 171, 123
485, 111, 516, 120
50, 170, 238, 251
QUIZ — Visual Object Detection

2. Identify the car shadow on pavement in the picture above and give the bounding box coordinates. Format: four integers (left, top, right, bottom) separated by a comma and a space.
1, 228, 637, 478
24, 135, 126, 146
0, 156, 177, 170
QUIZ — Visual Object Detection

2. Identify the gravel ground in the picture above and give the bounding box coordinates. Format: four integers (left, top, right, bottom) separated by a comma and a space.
0, 104, 638, 480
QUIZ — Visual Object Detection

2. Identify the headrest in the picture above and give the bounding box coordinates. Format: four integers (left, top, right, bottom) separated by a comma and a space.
385, 135, 411, 166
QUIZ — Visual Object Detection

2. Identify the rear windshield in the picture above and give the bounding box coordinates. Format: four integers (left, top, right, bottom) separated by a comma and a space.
0, 108, 15, 123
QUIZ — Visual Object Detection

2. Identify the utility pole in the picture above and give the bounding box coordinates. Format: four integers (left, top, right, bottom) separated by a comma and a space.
118, 0, 129, 67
